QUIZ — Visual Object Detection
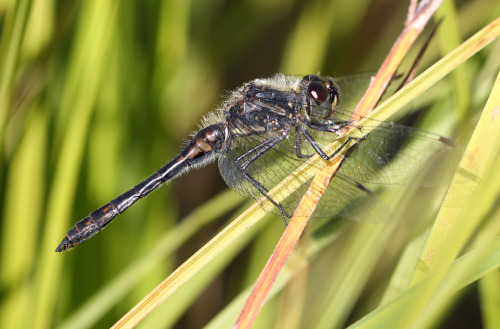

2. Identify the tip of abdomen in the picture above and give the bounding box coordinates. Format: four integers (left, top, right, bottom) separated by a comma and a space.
55, 237, 71, 252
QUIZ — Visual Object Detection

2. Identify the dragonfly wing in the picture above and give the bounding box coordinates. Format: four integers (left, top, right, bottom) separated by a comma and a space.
338, 122, 457, 186
308, 123, 458, 219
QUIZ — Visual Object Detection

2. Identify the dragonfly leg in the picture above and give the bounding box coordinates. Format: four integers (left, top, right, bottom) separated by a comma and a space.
234, 130, 292, 223
298, 124, 366, 160
307, 119, 359, 134
294, 126, 314, 159
294, 121, 362, 159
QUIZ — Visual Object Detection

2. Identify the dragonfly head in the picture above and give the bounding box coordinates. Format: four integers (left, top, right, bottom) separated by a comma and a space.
301, 75, 340, 123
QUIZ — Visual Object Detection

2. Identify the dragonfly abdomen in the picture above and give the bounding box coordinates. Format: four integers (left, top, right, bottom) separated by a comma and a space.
56, 124, 229, 252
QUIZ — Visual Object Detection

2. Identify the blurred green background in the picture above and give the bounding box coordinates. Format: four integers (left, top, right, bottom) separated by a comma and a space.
0, 0, 499, 328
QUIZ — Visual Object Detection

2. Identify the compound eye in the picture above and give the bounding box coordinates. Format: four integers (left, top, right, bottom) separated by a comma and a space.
307, 81, 329, 104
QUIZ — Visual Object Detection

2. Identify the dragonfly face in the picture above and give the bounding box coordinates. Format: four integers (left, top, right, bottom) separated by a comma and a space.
301, 75, 341, 124
56, 73, 455, 252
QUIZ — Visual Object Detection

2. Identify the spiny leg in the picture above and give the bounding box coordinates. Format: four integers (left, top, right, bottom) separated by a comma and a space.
298, 124, 366, 161
294, 126, 314, 159
234, 130, 292, 224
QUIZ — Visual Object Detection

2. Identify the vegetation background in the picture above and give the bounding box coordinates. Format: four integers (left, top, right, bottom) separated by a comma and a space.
0, 0, 499, 328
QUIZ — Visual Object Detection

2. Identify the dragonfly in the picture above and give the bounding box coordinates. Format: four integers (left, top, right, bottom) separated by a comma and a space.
56, 73, 455, 252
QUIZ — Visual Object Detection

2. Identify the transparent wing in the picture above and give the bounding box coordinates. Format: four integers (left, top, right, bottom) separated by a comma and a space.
219, 119, 457, 220
219, 73, 457, 220
309, 122, 457, 218
334, 73, 372, 111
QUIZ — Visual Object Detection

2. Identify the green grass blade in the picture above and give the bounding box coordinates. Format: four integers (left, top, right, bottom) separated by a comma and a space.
30, 2, 119, 328
479, 269, 500, 329
0, 0, 32, 135
350, 237, 500, 329
351, 59, 500, 329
